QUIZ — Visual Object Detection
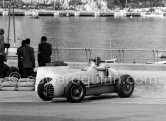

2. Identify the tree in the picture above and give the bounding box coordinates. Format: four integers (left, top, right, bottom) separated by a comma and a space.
54, 1, 63, 10
69, 0, 83, 6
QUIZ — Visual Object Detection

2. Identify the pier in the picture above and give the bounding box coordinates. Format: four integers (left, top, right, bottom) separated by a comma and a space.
0, 9, 118, 17
0, 9, 166, 18
99, 12, 114, 17
126, 12, 142, 17
0, 9, 138, 17
38, 11, 54, 16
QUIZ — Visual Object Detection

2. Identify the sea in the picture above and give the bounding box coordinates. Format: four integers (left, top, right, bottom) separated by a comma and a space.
0, 16, 166, 63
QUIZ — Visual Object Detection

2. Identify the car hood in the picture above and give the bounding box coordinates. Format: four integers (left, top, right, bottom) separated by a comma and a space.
35, 66, 73, 90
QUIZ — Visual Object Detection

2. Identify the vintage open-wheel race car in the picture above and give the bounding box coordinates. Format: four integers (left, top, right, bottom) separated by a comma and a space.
36, 59, 134, 103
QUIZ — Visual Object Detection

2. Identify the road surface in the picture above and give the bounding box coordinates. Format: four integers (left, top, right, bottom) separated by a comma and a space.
0, 70, 166, 121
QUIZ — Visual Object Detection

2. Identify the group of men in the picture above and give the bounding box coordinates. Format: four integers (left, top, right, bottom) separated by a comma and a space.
0, 28, 107, 79
0, 28, 52, 78
17, 36, 52, 78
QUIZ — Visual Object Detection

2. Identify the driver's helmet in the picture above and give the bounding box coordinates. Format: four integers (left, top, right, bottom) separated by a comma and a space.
93, 57, 101, 66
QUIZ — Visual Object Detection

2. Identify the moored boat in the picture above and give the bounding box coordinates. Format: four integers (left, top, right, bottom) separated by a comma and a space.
141, 12, 164, 18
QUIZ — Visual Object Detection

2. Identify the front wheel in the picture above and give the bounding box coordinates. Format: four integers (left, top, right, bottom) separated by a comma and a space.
116, 75, 134, 98
65, 80, 86, 103
37, 77, 54, 101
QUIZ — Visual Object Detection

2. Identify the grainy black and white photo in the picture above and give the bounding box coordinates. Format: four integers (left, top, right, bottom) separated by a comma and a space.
0, 0, 166, 121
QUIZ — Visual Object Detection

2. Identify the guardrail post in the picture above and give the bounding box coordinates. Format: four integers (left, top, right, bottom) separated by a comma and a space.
52, 48, 55, 61
152, 49, 156, 62
57, 48, 60, 61
109, 49, 112, 59
53, 47, 59, 61
52, 48, 56, 61
88, 48, 91, 59
118, 49, 121, 63
156, 50, 159, 62
122, 49, 124, 63
85, 48, 88, 62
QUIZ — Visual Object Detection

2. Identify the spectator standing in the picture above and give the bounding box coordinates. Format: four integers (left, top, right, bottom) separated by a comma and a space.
0, 29, 5, 78
17, 40, 26, 77
21, 38, 35, 78
38, 36, 52, 67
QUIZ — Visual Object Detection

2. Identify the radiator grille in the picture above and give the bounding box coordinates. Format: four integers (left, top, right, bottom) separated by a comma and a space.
44, 83, 54, 97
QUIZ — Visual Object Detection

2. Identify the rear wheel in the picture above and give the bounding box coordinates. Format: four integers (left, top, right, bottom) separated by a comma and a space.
116, 75, 134, 98
37, 77, 53, 101
65, 80, 86, 103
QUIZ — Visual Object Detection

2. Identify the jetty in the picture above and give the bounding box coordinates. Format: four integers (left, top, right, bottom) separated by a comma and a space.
0, 9, 166, 17
0, 9, 120, 17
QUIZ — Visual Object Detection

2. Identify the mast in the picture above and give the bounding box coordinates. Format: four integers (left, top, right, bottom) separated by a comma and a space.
6, 0, 11, 55
7, 0, 11, 45
2, 0, 4, 8
125, 0, 127, 8
7, 0, 16, 48
12, 0, 16, 46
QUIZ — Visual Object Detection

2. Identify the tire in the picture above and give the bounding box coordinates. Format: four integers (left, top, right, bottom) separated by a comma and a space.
1, 81, 17, 87
10, 66, 21, 79
9, 72, 21, 79
18, 82, 35, 87
1, 87, 16, 91
3, 64, 12, 77
116, 74, 134, 98
11, 66, 19, 73
65, 80, 86, 103
28, 72, 37, 79
37, 77, 53, 101
16, 87, 35, 91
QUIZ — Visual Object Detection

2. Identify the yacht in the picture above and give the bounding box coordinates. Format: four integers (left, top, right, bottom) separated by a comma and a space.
141, 12, 163, 18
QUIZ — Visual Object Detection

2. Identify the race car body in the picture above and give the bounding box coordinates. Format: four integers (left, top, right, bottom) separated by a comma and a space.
36, 61, 134, 103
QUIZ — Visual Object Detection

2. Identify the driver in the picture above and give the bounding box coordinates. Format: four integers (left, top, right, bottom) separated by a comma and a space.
91, 57, 108, 78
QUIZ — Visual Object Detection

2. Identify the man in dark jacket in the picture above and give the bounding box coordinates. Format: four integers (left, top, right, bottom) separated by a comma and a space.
38, 36, 52, 67
0, 29, 5, 78
21, 38, 35, 78
17, 40, 26, 78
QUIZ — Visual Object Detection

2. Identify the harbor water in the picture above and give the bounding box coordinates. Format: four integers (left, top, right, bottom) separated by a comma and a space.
0, 16, 166, 63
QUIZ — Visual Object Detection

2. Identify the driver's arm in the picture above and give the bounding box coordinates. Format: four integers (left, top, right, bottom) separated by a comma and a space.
95, 64, 108, 71
95, 66, 107, 71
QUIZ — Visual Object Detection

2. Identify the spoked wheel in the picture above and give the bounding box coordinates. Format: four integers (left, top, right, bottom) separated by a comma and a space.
37, 77, 54, 101
116, 75, 134, 98
65, 80, 86, 103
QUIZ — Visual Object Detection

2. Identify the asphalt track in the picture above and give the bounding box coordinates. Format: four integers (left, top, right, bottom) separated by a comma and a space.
0, 70, 166, 121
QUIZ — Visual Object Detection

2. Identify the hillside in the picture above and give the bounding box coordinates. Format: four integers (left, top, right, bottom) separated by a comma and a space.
20, 0, 166, 10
